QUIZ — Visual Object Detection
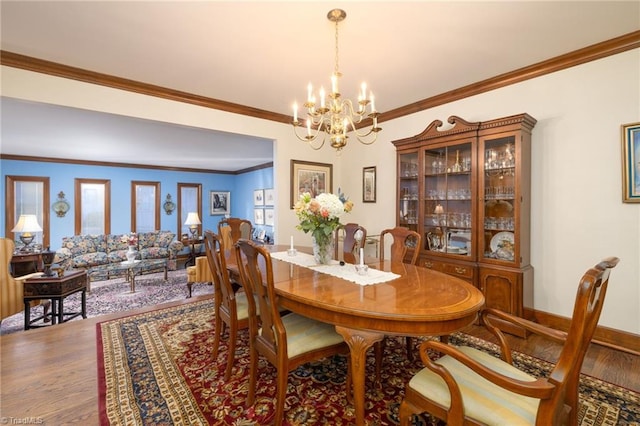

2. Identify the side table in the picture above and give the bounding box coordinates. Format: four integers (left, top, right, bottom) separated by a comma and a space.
181, 237, 204, 267
23, 270, 88, 330
10, 252, 43, 277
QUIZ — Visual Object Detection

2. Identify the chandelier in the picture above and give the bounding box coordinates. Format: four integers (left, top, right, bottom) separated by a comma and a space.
292, 9, 381, 152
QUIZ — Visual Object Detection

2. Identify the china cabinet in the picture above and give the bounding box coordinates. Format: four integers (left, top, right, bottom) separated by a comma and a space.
393, 113, 536, 336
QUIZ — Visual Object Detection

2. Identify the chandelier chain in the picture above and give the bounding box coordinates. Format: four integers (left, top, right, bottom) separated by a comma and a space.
334, 19, 340, 77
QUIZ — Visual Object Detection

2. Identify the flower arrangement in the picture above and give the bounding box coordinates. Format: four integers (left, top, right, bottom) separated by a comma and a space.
121, 232, 138, 247
294, 191, 353, 257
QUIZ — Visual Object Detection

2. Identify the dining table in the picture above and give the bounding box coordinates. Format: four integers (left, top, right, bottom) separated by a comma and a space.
227, 245, 485, 426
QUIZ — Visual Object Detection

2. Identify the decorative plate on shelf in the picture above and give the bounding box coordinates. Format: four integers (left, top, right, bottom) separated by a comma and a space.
490, 231, 514, 253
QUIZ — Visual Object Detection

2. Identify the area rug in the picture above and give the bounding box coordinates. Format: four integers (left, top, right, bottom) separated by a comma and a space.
0, 269, 212, 335
97, 299, 640, 425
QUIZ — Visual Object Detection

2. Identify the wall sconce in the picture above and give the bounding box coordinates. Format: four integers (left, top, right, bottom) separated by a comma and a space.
163, 193, 176, 215
52, 191, 70, 217
11, 214, 43, 252
184, 212, 201, 239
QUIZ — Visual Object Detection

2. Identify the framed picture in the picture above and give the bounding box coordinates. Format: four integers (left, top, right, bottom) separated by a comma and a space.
254, 189, 264, 206
254, 208, 264, 225
264, 188, 275, 206
264, 208, 274, 226
363, 166, 377, 203
622, 122, 640, 203
210, 191, 230, 215
291, 160, 333, 208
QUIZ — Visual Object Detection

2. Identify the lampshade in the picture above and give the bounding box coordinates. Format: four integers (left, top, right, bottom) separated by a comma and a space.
11, 214, 43, 233
184, 212, 201, 226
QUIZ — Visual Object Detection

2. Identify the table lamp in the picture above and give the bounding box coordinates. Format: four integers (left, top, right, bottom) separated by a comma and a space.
184, 212, 201, 239
11, 214, 43, 252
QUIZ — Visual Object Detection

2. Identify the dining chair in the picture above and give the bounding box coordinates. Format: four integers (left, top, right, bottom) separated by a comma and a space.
399, 257, 619, 426
375, 226, 423, 380
218, 217, 253, 285
203, 230, 252, 381
379, 226, 422, 265
0, 238, 47, 324
218, 217, 253, 252
235, 239, 350, 426
334, 223, 367, 264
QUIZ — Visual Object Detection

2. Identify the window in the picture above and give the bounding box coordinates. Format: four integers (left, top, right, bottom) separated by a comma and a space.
132, 181, 160, 233
177, 183, 202, 238
75, 178, 111, 235
5, 176, 50, 248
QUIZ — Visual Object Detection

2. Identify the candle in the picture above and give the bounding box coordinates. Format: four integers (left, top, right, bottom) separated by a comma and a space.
290, 236, 294, 250
307, 83, 312, 102
319, 87, 325, 109
370, 93, 376, 112
293, 102, 298, 123
361, 82, 367, 100
359, 248, 364, 265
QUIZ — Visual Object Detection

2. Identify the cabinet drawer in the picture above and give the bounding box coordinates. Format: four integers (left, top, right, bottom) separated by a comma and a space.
422, 258, 474, 281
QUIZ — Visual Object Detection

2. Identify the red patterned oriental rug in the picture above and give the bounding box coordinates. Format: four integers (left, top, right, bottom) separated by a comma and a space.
97, 299, 640, 425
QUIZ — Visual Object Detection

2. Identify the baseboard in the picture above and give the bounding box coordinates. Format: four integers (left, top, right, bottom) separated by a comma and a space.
526, 308, 640, 356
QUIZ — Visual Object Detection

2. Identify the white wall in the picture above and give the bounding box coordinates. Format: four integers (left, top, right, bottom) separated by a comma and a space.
2, 48, 639, 334
341, 49, 640, 334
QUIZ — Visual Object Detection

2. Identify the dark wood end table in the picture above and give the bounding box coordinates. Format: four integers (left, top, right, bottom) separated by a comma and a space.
181, 237, 204, 267
23, 270, 88, 330
10, 252, 43, 277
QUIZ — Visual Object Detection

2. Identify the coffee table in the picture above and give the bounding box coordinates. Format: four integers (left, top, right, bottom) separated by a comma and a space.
109, 259, 167, 293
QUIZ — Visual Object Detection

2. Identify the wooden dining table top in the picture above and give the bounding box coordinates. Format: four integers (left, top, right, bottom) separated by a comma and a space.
228, 245, 485, 337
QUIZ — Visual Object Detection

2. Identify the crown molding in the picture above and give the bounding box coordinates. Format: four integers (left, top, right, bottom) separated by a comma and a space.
0, 154, 273, 175
1, 30, 639, 125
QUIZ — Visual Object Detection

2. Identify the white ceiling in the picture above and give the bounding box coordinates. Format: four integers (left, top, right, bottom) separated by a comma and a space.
1, 1, 639, 171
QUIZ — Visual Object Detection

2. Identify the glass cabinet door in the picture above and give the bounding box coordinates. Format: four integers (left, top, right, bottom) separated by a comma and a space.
480, 136, 517, 263
424, 143, 473, 257
398, 152, 419, 232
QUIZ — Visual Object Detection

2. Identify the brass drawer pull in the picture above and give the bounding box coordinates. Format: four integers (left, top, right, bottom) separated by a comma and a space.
424, 261, 433, 268
454, 267, 467, 274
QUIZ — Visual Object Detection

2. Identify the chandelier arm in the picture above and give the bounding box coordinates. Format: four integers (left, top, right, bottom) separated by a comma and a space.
292, 124, 327, 150
341, 99, 367, 125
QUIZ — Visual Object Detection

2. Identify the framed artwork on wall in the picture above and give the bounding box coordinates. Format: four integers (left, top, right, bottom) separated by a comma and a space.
264, 188, 275, 206
363, 166, 377, 203
254, 208, 264, 225
210, 191, 231, 215
254, 189, 264, 206
622, 122, 640, 203
264, 208, 274, 226
290, 160, 333, 208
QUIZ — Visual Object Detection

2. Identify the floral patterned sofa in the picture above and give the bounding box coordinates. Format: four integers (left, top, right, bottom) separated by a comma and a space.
56, 231, 183, 280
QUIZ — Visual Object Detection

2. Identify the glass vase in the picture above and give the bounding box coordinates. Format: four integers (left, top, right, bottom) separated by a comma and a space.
126, 246, 137, 263
312, 234, 335, 264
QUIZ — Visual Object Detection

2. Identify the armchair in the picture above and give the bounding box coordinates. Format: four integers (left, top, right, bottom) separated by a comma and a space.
399, 257, 619, 426
1, 238, 45, 324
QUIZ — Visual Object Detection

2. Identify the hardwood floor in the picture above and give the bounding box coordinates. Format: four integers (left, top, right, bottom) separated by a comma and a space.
1, 297, 638, 425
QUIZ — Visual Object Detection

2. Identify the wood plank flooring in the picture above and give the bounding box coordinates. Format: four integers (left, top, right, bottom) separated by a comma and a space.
1, 295, 638, 425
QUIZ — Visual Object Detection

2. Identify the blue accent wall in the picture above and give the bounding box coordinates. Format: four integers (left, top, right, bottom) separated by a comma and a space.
1, 159, 273, 249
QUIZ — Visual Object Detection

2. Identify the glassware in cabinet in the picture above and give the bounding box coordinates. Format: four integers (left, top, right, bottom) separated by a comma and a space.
398, 152, 419, 231
424, 143, 473, 257
480, 136, 518, 263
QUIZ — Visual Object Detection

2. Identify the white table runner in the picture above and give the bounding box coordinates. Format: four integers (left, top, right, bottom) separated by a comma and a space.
270, 251, 400, 286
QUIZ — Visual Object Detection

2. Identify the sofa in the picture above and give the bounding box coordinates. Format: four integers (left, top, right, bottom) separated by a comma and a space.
56, 231, 183, 281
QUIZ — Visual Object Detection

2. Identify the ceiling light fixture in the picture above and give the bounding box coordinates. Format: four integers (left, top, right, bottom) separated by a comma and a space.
292, 9, 381, 152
